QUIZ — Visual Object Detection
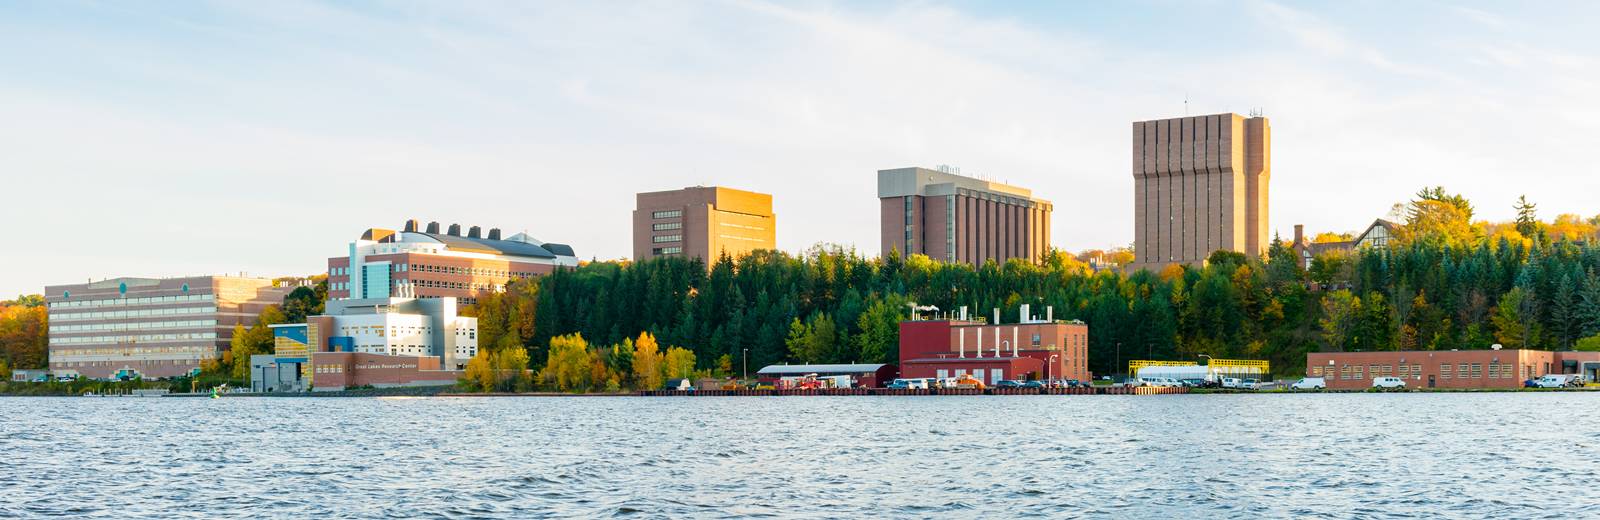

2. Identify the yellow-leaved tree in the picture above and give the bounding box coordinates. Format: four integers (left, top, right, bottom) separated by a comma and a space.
631, 332, 664, 390
542, 333, 594, 392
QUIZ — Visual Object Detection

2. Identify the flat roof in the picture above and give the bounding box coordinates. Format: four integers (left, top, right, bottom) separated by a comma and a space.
756, 364, 889, 375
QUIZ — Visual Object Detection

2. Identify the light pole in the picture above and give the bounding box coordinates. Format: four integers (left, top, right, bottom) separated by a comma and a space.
1048, 354, 1059, 386
1199, 354, 1212, 386
1115, 342, 1122, 382
742, 348, 748, 381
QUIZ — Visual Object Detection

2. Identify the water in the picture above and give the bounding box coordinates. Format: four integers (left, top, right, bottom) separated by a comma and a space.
3, 393, 1598, 518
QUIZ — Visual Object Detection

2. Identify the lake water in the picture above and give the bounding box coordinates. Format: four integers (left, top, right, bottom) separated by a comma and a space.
3, 393, 1598, 518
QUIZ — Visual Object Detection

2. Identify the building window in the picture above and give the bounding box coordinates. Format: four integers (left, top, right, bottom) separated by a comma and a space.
946, 194, 955, 262
1031, 333, 1041, 347
652, 234, 682, 243
652, 247, 683, 255
652, 210, 682, 219
903, 196, 915, 252
652, 222, 682, 231
1440, 364, 1452, 379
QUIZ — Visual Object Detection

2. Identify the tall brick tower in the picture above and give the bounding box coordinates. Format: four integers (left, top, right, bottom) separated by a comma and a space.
1130, 113, 1270, 271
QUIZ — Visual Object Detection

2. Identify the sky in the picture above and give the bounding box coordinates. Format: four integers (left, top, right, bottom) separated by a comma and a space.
4, 0, 1600, 298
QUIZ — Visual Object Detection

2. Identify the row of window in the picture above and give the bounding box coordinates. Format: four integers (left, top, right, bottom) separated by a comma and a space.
653, 234, 682, 243
333, 264, 538, 279
652, 210, 682, 219
49, 306, 219, 322
717, 222, 766, 231
652, 222, 682, 231
49, 293, 216, 309
52, 345, 212, 358
50, 319, 217, 333
49, 332, 218, 346
1313, 362, 1522, 380
652, 246, 683, 256
315, 364, 346, 374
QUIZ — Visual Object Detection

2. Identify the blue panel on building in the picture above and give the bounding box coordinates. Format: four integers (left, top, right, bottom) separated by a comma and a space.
328, 336, 355, 352
273, 324, 309, 344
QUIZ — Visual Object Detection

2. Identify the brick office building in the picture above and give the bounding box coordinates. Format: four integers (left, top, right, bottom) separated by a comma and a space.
327, 220, 578, 306
879, 166, 1052, 265
899, 306, 1090, 384
1306, 349, 1600, 390
633, 186, 776, 262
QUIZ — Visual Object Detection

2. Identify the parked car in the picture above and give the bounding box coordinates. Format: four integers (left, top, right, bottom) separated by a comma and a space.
995, 380, 1025, 388
1142, 377, 1183, 387
1065, 379, 1084, 388
1291, 377, 1327, 390
1523, 378, 1539, 388
55, 376, 76, 382
1371, 376, 1407, 389
1020, 380, 1047, 389
1241, 378, 1262, 390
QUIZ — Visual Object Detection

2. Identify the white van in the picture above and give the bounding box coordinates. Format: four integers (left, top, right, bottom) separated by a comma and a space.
1533, 375, 1577, 388
1291, 377, 1327, 390
1221, 378, 1242, 389
1371, 377, 1406, 389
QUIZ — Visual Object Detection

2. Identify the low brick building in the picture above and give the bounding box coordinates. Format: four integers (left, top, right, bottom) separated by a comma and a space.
1306, 349, 1600, 390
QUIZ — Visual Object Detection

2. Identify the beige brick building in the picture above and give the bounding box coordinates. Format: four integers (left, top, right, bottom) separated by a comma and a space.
1130, 113, 1270, 271
633, 186, 776, 262
879, 166, 1052, 265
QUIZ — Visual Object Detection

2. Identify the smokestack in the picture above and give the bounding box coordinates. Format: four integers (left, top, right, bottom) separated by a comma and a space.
468, 226, 481, 239
1013, 327, 1019, 357
488, 228, 501, 240
959, 331, 965, 358
447, 223, 461, 236
1047, 306, 1053, 322
1294, 224, 1304, 245
993, 327, 1000, 358
426, 221, 440, 234
976, 331, 983, 358
1020, 304, 1030, 324
404, 219, 419, 232
993, 308, 1000, 325
960, 306, 968, 321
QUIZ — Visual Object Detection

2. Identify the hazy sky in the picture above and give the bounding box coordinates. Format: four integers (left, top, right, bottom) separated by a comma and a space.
5, 0, 1600, 297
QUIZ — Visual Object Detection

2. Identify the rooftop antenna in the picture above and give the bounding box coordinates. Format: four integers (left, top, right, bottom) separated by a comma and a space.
1184, 92, 1189, 116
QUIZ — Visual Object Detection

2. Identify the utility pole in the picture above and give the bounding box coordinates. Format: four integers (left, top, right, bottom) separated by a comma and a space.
742, 348, 748, 381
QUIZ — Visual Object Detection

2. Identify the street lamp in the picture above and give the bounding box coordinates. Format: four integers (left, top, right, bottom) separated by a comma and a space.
1048, 354, 1059, 386
742, 348, 748, 381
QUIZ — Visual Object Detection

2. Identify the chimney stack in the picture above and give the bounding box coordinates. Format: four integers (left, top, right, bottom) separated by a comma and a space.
426, 221, 440, 234
1020, 304, 1031, 324
488, 228, 501, 240
993, 308, 1000, 325
404, 219, 419, 232
1047, 306, 1053, 322
468, 226, 481, 239
447, 223, 461, 236
1294, 224, 1304, 245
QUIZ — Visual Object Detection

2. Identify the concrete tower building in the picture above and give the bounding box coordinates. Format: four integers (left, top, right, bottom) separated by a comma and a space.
1131, 113, 1270, 271
878, 166, 1052, 265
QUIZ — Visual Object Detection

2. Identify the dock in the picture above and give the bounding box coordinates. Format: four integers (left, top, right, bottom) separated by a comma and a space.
637, 386, 1189, 397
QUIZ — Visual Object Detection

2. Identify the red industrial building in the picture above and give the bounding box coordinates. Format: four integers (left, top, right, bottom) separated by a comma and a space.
1307, 349, 1600, 390
899, 305, 1090, 384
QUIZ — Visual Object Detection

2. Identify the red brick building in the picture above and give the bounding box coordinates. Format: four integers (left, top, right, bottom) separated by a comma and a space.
328, 220, 578, 306
310, 351, 462, 391
1306, 349, 1600, 390
899, 308, 1090, 384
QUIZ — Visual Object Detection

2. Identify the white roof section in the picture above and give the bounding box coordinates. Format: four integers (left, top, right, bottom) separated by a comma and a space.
877, 166, 1042, 201
757, 364, 889, 375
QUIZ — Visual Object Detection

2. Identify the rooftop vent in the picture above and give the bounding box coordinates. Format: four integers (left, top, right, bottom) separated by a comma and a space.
447, 223, 462, 236
404, 219, 419, 232
468, 226, 482, 239
487, 228, 502, 240
426, 221, 440, 234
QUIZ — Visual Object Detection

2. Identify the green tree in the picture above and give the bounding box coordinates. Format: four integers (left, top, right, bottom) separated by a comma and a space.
541, 333, 593, 392
854, 294, 908, 364
1492, 287, 1532, 348
1319, 290, 1360, 351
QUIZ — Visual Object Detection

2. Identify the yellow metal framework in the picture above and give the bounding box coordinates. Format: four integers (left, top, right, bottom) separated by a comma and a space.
1129, 359, 1270, 377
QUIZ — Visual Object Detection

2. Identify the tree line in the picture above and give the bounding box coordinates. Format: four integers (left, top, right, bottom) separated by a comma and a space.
467, 188, 1600, 388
